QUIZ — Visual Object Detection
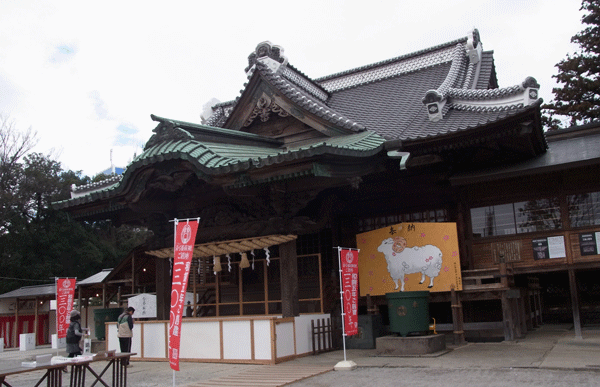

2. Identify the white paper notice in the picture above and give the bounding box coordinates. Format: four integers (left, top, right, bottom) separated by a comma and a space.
547, 236, 566, 259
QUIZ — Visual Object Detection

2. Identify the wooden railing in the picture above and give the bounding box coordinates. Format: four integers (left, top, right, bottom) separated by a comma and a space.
461, 262, 514, 291
311, 318, 333, 355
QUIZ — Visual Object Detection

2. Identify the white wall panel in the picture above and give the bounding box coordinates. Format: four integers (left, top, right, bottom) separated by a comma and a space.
222, 320, 251, 359
253, 320, 272, 360
180, 321, 221, 359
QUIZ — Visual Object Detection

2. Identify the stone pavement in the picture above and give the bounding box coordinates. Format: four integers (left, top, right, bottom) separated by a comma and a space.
0, 324, 599, 386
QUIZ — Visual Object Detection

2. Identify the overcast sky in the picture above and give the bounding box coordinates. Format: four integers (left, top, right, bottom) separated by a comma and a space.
0, 0, 585, 177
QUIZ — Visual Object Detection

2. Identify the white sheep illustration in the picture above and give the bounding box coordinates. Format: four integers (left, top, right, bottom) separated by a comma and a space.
377, 236, 443, 291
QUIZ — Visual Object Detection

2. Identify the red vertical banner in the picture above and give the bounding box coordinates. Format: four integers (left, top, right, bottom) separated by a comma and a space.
56, 278, 76, 339
339, 248, 359, 336
169, 220, 199, 371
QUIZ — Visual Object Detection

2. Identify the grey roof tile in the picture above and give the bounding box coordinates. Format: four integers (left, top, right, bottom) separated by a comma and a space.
0, 284, 56, 299
327, 63, 452, 139
476, 51, 495, 89
255, 62, 365, 132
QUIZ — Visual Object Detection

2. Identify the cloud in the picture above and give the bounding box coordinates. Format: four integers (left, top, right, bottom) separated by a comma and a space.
114, 124, 140, 147
0, 0, 587, 177
89, 91, 109, 120
50, 44, 77, 64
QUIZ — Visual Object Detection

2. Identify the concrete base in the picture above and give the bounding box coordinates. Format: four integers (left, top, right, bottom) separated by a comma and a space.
376, 334, 446, 356
334, 360, 357, 371
91, 340, 106, 353
19, 333, 35, 351
51, 334, 66, 349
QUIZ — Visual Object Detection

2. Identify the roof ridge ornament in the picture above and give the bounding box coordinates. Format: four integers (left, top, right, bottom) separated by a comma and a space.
448, 76, 541, 111
246, 41, 288, 75
243, 95, 290, 127
145, 115, 194, 150
465, 28, 482, 64
422, 43, 465, 122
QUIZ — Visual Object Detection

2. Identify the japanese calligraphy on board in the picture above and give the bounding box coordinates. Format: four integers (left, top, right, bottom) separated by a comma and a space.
356, 223, 462, 296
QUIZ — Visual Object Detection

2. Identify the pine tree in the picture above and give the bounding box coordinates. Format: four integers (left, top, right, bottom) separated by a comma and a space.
542, 0, 600, 129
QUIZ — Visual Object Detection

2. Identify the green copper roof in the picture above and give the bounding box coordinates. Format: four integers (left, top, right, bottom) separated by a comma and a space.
54, 126, 385, 209
136, 129, 385, 174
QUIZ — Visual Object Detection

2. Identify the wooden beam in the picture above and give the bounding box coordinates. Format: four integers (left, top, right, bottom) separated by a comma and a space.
132, 251, 136, 296
568, 269, 582, 339
156, 258, 171, 320
450, 287, 465, 345
501, 292, 515, 341
14, 298, 19, 348
34, 297, 39, 346
280, 240, 299, 318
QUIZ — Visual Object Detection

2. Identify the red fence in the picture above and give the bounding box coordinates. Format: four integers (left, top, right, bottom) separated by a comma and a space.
0, 314, 49, 347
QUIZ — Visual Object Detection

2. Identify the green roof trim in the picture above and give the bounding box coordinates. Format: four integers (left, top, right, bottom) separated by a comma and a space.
54, 126, 385, 210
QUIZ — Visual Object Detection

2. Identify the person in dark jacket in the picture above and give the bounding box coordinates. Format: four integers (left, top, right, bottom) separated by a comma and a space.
117, 307, 135, 365
66, 310, 88, 358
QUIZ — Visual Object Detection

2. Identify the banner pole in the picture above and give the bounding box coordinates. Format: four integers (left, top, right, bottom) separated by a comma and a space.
55, 277, 58, 357
334, 247, 358, 371
336, 247, 348, 362
172, 219, 178, 387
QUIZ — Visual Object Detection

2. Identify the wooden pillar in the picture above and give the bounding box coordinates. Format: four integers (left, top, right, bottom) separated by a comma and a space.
501, 292, 515, 341
192, 259, 197, 316
14, 298, 19, 348
34, 297, 39, 344
535, 289, 543, 325
512, 297, 523, 339
131, 252, 136, 295
102, 283, 107, 309
518, 293, 528, 334
450, 286, 465, 345
524, 289, 533, 330
156, 258, 171, 320
84, 298, 89, 328
568, 269, 583, 339
366, 294, 376, 315
280, 240, 299, 318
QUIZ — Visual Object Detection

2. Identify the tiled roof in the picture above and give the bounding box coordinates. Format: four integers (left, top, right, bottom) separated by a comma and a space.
138, 130, 384, 174
59, 29, 543, 209
77, 269, 113, 285
253, 61, 365, 132
0, 284, 56, 299
71, 175, 122, 199
203, 30, 539, 144
450, 123, 600, 185
316, 38, 467, 88
476, 51, 496, 89
401, 100, 542, 144
327, 63, 453, 139
54, 122, 385, 208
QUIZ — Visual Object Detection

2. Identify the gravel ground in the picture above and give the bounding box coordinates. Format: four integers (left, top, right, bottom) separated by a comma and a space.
289, 367, 600, 387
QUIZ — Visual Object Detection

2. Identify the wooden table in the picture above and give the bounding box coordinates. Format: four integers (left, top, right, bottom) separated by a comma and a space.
0, 353, 135, 387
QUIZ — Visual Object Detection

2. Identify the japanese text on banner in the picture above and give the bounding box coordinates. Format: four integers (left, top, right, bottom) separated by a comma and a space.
56, 278, 76, 339
340, 249, 359, 336
168, 220, 199, 371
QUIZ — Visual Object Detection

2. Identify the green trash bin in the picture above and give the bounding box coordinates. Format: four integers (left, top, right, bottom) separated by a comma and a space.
386, 291, 430, 337
93, 308, 122, 340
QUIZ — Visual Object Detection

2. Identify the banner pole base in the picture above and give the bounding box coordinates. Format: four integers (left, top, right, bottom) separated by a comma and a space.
334, 360, 357, 371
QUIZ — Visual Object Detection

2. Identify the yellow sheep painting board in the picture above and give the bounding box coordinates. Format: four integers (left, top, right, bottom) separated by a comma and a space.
356, 222, 462, 296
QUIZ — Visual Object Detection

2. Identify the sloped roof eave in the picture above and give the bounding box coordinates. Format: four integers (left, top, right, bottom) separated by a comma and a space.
54, 131, 385, 210
399, 101, 545, 151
